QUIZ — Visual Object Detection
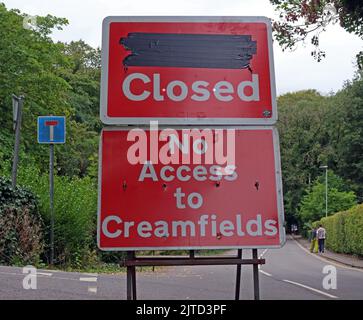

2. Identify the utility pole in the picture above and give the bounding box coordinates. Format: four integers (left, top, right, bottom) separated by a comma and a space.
320, 165, 328, 217
11, 95, 24, 188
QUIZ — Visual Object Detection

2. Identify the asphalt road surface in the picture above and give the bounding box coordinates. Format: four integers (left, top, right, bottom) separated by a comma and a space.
0, 237, 362, 300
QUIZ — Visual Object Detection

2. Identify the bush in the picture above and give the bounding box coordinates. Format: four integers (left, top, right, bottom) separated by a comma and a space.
17, 165, 97, 267
0, 177, 44, 265
313, 204, 363, 256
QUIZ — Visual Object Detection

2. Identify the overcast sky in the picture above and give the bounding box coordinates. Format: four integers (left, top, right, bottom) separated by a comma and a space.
3, 0, 362, 95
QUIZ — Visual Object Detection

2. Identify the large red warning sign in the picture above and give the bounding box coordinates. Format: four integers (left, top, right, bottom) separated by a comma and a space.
97, 127, 285, 250
100, 17, 277, 125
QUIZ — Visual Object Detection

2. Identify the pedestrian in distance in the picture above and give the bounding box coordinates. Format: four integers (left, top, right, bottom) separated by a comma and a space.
316, 224, 326, 254
310, 227, 318, 253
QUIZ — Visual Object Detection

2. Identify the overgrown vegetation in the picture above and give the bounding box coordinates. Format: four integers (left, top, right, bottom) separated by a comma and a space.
313, 204, 363, 256
17, 165, 97, 267
0, 178, 44, 265
0, 3, 102, 268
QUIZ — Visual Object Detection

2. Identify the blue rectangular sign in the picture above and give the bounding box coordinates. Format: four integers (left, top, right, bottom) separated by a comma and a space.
37, 116, 66, 144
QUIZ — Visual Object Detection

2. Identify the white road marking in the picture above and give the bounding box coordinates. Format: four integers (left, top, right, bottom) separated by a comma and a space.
88, 287, 97, 294
36, 272, 53, 277
292, 237, 363, 274
0, 271, 21, 276
259, 270, 272, 277
84, 273, 98, 277
259, 249, 268, 259
258, 249, 269, 271
282, 279, 338, 299
79, 277, 98, 282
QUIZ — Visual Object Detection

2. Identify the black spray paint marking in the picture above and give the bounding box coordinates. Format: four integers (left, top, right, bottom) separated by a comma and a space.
120, 33, 257, 69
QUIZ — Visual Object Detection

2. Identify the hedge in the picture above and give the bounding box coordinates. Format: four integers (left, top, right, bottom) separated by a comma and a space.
313, 204, 363, 256
0, 177, 44, 265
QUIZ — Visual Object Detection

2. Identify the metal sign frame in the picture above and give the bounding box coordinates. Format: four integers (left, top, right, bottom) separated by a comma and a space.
97, 126, 285, 251
122, 249, 264, 300
100, 16, 277, 125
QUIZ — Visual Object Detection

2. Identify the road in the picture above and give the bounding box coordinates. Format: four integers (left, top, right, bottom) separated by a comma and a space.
0, 236, 362, 300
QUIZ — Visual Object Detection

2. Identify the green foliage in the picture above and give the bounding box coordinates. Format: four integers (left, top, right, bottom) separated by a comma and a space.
0, 4, 101, 268
61, 40, 101, 131
277, 79, 363, 227
314, 204, 363, 256
328, 73, 363, 200
0, 176, 37, 208
0, 4, 100, 179
17, 165, 97, 267
299, 172, 357, 222
0, 177, 44, 265
277, 90, 331, 223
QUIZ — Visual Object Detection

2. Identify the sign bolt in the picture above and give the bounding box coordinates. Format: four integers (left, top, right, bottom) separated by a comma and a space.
263, 110, 271, 117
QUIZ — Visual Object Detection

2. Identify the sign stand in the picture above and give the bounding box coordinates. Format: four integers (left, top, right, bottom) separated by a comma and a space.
252, 248, 260, 300
37, 116, 66, 265
49, 143, 55, 265
99, 17, 284, 301
235, 249, 243, 300
122, 249, 264, 300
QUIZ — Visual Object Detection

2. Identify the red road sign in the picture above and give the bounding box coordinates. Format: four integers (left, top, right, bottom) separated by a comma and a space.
100, 17, 277, 125
97, 127, 285, 250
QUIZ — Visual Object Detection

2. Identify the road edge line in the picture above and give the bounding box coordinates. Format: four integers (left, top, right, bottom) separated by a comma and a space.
259, 270, 272, 277
282, 279, 338, 299
292, 237, 363, 273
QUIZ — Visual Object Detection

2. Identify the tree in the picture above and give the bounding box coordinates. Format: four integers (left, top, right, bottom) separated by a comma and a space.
270, 0, 363, 67
299, 170, 357, 222
0, 3, 71, 172
326, 72, 363, 201
0, 4, 99, 178
61, 40, 101, 131
277, 90, 333, 224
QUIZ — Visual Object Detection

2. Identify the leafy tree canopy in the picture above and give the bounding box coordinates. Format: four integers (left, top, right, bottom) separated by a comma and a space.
299, 170, 357, 222
270, 0, 363, 67
0, 3, 100, 178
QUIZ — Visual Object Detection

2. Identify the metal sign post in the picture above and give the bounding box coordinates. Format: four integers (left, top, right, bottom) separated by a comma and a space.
11, 95, 24, 189
37, 116, 66, 265
49, 143, 55, 264
252, 248, 260, 300
235, 249, 243, 300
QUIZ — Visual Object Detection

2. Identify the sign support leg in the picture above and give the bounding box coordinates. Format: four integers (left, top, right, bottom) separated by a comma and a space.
235, 249, 242, 300
252, 249, 260, 300
189, 250, 195, 259
126, 251, 137, 300
49, 143, 55, 265
126, 264, 132, 300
